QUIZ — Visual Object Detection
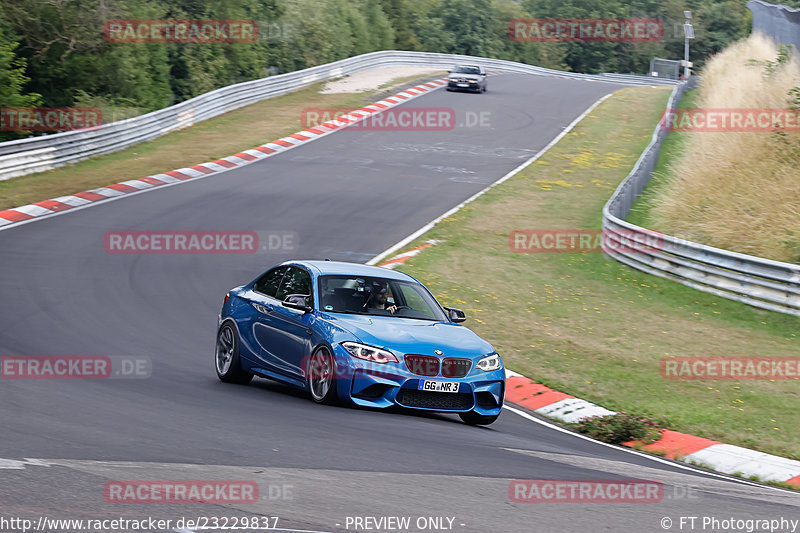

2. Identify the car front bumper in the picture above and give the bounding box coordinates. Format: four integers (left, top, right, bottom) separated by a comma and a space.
447, 80, 482, 91
332, 344, 505, 415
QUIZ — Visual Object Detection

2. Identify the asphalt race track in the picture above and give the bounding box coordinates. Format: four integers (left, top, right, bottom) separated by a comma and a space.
1, 73, 798, 532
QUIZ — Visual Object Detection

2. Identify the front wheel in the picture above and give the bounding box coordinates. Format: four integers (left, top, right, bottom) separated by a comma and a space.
307, 345, 338, 404
215, 322, 253, 384
459, 411, 499, 426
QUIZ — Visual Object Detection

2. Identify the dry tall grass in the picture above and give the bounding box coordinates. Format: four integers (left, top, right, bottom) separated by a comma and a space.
650, 34, 800, 263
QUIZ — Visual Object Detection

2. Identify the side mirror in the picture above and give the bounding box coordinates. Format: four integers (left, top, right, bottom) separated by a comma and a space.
445, 307, 466, 323
283, 294, 313, 313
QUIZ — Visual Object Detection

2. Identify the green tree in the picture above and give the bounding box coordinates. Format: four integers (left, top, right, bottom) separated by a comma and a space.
691, 0, 751, 68
0, 0, 171, 110
364, 0, 395, 51
0, 24, 43, 141
166, 0, 283, 100
491, 0, 568, 70
379, 0, 421, 50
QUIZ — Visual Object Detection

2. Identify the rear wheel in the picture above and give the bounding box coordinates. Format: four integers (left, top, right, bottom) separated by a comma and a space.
307, 345, 338, 404
459, 411, 499, 426
215, 322, 253, 384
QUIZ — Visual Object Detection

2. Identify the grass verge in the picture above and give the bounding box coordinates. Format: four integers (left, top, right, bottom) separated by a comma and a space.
395, 85, 800, 460
0, 72, 444, 211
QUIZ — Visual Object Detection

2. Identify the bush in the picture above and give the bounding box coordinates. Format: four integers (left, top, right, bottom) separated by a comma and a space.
573, 411, 665, 445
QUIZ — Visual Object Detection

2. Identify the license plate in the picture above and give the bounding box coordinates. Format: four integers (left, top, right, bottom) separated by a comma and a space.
457, 83, 469, 87
418, 380, 460, 393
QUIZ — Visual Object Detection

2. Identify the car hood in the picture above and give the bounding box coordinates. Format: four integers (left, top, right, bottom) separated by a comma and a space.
328, 314, 494, 357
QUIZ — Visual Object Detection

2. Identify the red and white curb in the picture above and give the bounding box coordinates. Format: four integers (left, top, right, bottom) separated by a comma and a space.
503, 369, 800, 487
377, 240, 441, 269
505, 370, 616, 423
0, 79, 448, 230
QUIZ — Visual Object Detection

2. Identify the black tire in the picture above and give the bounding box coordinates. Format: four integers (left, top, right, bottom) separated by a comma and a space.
307, 345, 338, 405
215, 322, 253, 384
459, 411, 499, 426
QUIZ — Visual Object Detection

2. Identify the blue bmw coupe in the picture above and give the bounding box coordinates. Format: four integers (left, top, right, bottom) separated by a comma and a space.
215, 260, 505, 425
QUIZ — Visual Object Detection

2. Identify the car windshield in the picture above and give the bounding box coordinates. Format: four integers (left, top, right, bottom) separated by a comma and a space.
318, 275, 448, 321
452, 66, 480, 74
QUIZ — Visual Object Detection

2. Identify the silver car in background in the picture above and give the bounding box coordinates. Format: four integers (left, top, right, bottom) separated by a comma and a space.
446, 65, 487, 93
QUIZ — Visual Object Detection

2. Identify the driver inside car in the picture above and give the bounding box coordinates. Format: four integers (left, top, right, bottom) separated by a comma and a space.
366, 284, 398, 314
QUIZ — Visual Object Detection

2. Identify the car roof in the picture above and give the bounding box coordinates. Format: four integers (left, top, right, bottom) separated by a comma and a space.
282, 260, 418, 282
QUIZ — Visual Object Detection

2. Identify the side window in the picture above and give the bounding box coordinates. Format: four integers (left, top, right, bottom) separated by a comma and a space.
396, 284, 435, 319
254, 266, 288, 298
276, 267, 312, 302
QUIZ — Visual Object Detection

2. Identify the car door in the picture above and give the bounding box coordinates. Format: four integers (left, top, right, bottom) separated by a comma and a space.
263, 266, 315, 378
240, 265, 288, 371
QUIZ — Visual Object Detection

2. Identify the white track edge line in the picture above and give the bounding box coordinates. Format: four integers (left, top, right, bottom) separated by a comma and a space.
366, 92, 614, 265
502, 406, 793, 493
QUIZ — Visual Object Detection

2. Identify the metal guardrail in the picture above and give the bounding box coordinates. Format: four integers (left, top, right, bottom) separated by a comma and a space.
0, 50, 676, 181
601, 78, 800, 317
748, 0, 800, 51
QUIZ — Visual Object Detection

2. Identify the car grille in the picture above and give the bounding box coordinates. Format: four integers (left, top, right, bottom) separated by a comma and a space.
396, 389, 474, 410
405, 355, 439, 376
441, 358, 471, 378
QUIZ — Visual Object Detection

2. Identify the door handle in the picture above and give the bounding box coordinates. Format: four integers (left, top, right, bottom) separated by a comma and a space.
306, 328, 313, 335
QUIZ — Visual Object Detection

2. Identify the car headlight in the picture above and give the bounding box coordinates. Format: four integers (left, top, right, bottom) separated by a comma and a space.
476, 353, 502, 372
342, 342, 398, 364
